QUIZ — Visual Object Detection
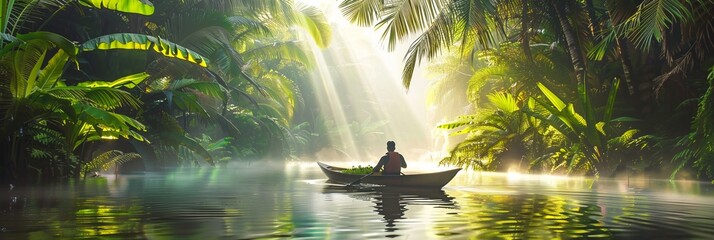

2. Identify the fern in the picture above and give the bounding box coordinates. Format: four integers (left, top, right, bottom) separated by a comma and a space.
669, 66, 714, 179
82, 150, 141, 176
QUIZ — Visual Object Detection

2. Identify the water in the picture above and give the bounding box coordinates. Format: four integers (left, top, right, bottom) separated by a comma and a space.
2, 162, 714, 239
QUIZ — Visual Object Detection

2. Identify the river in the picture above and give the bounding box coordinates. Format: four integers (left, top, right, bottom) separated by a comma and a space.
1, 161, 714, 239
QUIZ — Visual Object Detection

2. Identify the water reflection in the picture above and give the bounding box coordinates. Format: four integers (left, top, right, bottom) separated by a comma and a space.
439, 192, 614, 239
375, 189, 405, 232
322, 185, 457, 237
2, 164, 714, 239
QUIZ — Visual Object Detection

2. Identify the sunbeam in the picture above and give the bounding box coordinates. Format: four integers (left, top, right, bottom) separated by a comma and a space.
299, 1, 435, 163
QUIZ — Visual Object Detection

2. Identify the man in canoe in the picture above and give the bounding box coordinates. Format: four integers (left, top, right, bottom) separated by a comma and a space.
372, 141, 407, 175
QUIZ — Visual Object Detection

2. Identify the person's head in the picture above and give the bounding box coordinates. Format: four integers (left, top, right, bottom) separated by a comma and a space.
386, 141, 396, 151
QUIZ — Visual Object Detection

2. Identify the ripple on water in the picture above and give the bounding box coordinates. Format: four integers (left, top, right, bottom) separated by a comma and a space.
2, 165, 714, 239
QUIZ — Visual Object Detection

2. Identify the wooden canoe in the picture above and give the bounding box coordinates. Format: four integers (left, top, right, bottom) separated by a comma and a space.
317, 162, 461, 188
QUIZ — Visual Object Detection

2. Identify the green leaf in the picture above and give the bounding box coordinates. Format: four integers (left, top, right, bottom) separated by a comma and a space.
603, 78, 621, 122
81, 33, 209, 68
12, 42, 46, 98
537, 82, 566, 110
577, 80, 602, 146
295, 3, 332, 48
595, 122, 606, 135
82, 150, 141, 174
78, 72, 150, 89
588, 30, 617, 61
45, 86, 141, 110
623, 0, 691, 50
437, 115, 477, 130
487, 91, 519, 113
338, 0, 384, 27
173, 92, 209, 116
557, 104, 578, 131
242, 40, 312, 67
169, 79, 225, 100
74, 103, 146, 132
161, 132, 214, 166
78, 0, 155, 16
37, 50, 70, 90
0, 31, 78, 59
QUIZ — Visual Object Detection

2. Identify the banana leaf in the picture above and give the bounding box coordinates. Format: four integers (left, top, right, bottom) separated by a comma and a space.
78, 72, 150, 89
81, 33, 209, 68
79, 0, 154, 16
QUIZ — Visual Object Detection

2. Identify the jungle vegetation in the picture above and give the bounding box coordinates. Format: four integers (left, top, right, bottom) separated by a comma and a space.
338, 0, 714, 180
0, 0, 332, 183
3, 0, 714, 183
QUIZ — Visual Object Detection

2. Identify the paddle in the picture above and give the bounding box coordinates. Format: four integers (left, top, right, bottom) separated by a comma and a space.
347, 172, 374, 186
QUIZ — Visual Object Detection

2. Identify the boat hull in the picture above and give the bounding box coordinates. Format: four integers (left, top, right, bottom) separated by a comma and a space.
317, 162, 461, 188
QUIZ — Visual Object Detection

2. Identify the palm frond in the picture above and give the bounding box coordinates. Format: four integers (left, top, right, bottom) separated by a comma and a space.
0, 31, 77, 59
170, 79, 226, 101
622, 0, 692, 50
82, 150, 141, 175
376, 0, 446, 50
487, 92, 519, 113
227, 16, 271, 35
339, 0, 384, 27
74, 102, 146, 133
83, 87, 142, 110
159, 131, 214, 166
467, 65, 508, 102
437, 114, 477, 130
45, 86, 142, 110
451, 0, 503, 53
3, 0, 71, 35
401, 6, 455, 88
234, 0, 294, 22
242, 40, 312, 67
294, 3, 332, 48
171, 92, 210, 117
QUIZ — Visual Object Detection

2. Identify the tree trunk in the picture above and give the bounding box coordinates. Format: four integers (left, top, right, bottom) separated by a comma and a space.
521, 0, 534, 65
615, 37, 636, 95
604, 7, 637, 95
584, 0, 601, 38
553, 2, 587, 85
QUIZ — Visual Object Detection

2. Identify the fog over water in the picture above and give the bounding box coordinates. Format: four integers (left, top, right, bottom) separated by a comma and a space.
2, 162, 713, 239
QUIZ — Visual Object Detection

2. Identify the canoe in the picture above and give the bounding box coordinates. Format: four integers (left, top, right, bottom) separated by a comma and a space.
317, 162, 461, 188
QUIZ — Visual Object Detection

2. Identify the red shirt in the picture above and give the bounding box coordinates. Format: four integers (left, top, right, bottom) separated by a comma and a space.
373, 151, 407, 175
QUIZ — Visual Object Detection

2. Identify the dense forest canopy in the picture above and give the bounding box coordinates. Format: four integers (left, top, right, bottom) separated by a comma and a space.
338, 0, 714, 180
1, 0, 713, 183
0, 0, 332, 183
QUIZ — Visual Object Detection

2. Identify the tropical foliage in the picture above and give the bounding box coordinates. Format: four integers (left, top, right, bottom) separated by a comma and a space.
1, 0, 332, 183
340, 0, 714, 179
4, 0, 714, 183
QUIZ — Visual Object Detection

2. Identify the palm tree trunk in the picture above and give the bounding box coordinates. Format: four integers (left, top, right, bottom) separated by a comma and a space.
584, 0, 601, 38
604, 7, 636, 95
552, 2, 586, 85
521, 0, 534, 65
615, 37, 636, 95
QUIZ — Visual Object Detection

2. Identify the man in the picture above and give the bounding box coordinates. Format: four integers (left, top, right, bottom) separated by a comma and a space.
373, 141, 407, 175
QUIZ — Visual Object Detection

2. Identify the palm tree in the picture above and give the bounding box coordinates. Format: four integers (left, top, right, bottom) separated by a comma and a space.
438, 91, 549, 171
339, 0, 504, 89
